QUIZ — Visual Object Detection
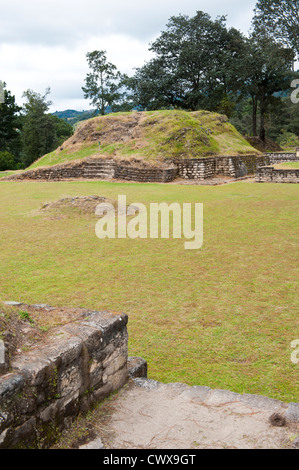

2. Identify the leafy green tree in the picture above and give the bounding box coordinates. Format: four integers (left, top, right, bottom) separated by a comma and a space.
265, 93, 299, 141
128, 12, 247, 112
21, 88, 74, 167
22, 88, 56, 167
49, 114, 73, 146
253, 0, 299, 57
126, 58, 179, 111
0, 151, 15, 171
82, 50, 125, 115
238, 35, 294, 140
0, 83, 22, 161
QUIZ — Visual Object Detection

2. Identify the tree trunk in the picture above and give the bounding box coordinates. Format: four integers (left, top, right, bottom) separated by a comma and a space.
252, 97, 258, 137
259, 98, 266, 142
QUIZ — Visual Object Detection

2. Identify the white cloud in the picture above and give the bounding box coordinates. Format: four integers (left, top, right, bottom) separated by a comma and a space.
1, 34, 154, 111
0, 0, 257, 111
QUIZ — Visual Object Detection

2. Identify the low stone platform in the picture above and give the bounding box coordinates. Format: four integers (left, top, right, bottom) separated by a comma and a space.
255, 166, 299, 183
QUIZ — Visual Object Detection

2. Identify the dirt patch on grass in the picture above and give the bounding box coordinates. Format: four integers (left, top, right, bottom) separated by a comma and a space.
41, 195, 116, 218
40, 195, 141, 219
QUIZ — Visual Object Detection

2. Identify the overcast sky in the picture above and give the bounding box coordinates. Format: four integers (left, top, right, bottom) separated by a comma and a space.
1, 0, 257, 112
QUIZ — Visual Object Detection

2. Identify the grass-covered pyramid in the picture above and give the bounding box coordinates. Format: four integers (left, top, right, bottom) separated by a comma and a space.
30, 110, 260, 169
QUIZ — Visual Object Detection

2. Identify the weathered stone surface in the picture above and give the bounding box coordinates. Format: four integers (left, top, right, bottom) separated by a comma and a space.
0, 374, 25, 404
133, 377, 162, 389
256, 166, 299, 183
11, 355, 52, 386
239, 393, 285, 411
127, 356, 148, 379
0, 307, 129, 449
205, 388, 241, 405
285, 403, 299, 423
79, 437, 105, 449
179, 385, 211, 403
0, 340, 9, 375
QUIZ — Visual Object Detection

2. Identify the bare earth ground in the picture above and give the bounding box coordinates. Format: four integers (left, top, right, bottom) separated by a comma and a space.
75, 379, 298, 450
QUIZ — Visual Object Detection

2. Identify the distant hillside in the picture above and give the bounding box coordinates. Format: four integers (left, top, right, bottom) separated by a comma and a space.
52, 109, 99, 126
30, 110, 261, 169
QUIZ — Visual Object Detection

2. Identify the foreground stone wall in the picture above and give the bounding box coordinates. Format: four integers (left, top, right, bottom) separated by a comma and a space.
0, 306, 129, 449
5, 154, 271, 183
255, 167, 299, 183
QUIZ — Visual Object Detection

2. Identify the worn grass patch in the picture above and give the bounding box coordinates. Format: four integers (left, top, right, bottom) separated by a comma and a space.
0, 180, 298, 402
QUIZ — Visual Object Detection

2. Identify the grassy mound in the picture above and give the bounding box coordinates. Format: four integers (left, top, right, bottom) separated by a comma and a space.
29, 110, 260, 169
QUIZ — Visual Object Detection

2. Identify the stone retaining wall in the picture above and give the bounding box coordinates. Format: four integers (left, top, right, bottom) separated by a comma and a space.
0, 305, 129, 449
8, 158, 116, 182
5, 154, 271, 183
176, 155, 269, 180
266, 152, 299, 164
255, 167, 299, 183
114, 164, 178, 183
5, 158, 177, 184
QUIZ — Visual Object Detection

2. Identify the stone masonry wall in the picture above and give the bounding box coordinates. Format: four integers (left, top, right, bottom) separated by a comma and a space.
5, 154, 274, 183
0, 305, 129, 449
255, 167, 299, 183
266, 152, 299, 164
7, 158, 116, 182
176, 155, 269, 180
114, 164, 178, 183
5, 158, 178, 184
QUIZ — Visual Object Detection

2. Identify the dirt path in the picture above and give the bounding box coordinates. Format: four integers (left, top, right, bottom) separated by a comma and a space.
78, 379, 298, 450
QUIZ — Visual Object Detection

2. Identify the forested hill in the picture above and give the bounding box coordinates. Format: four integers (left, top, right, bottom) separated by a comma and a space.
52, 109, 99, 125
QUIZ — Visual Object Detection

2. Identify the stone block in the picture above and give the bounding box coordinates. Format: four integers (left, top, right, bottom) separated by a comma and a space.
127, 356, 148, 378
0, 306, 129, 449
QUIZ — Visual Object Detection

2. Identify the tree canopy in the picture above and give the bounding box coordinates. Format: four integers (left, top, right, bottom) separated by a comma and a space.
0, 83, 21, 154
253, 0, 299, 57
239, 34, 295, 139
126, 10, 296, 142
128, 12, 247, 113
82, 50, 126, 115
21, 88, 73, 167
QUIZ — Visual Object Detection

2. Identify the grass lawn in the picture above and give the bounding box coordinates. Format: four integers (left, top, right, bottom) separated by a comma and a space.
275, 162, 299, 169
0, 179, 298, 402
0, 171, 18, 179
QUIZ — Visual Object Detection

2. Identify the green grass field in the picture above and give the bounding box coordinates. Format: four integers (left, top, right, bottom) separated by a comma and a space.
278, 162, 299, 169
0, 179, 298, 402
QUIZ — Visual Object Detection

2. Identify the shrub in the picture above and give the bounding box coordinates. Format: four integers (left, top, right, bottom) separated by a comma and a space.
0, 151, 15, 171
276, 130, 299, 149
